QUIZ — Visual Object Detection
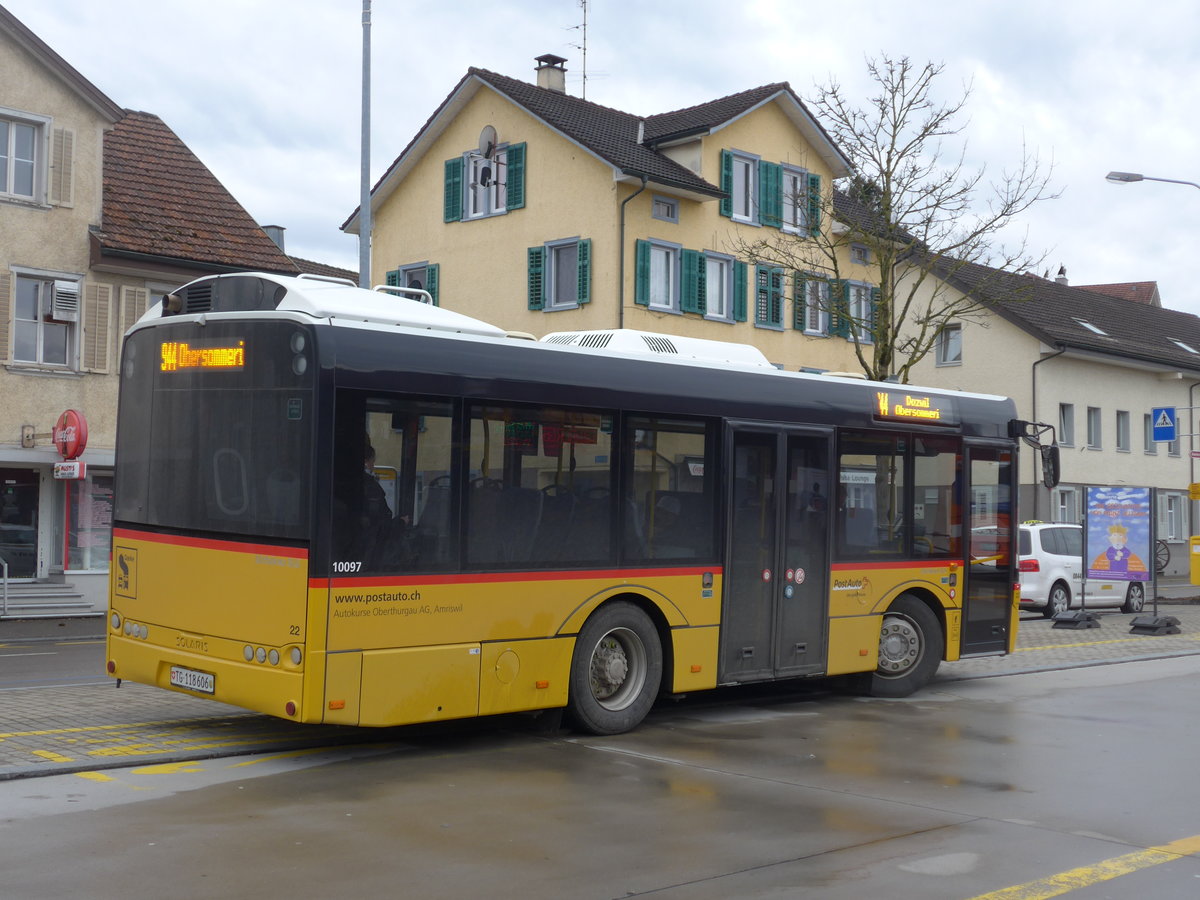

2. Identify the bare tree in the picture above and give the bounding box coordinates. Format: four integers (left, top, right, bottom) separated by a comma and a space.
740, 55, 1058, 382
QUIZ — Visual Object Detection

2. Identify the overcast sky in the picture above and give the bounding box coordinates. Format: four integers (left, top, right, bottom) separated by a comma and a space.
10, 0, 1200, 314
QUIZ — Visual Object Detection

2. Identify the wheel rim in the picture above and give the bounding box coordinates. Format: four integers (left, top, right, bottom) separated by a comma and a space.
1051, 588, 1068, 615
588, 626, 647, 711
877, 613, 923, 678
1129, 584, 1145, 611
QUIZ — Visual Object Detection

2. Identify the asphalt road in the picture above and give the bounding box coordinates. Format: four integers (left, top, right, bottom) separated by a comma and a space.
2, 655, 1200, 899
0, 637, 106, 690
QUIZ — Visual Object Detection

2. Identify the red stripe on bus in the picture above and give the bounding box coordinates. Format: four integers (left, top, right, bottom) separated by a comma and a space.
831, 559, 965, 571
316, 565, 720, 590
113, 527, 308, 559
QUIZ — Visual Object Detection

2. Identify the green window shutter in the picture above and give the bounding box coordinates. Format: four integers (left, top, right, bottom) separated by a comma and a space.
385, 269, 399, 287
755, 266, 783, 326
426, 264, 440, 306
444, 157, 463, 223
634, 239, 651, 306
866, 286, 880, 339
681, 249, 707, 314
576, 238, 591, 304
527, 246, 545, 310
759, 161, 782, 229
719, 150, 733, 218
792, 272, 806, 330
732, 261, 748, 322
506, 142, 526, 210
830, 279, 850, 337
807, 173, 822, 236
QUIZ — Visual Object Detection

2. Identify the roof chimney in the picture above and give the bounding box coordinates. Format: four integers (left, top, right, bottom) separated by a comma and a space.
1055, 265, 1068, 285
535, 54, 568, 93
262, 224, 286, 252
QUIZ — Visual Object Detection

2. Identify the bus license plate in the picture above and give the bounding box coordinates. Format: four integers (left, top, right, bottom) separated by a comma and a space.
169, 665, 215, 694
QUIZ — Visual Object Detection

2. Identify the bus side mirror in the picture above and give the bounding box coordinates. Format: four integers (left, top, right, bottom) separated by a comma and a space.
1041, 445, 1060, 489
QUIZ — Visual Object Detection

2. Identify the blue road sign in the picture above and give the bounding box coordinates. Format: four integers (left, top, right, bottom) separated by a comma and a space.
1152, 406, 1177, 442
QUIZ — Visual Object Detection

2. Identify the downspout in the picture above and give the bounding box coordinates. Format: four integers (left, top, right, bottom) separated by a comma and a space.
618, 173, 649, 330
1030, 345, 1066, 522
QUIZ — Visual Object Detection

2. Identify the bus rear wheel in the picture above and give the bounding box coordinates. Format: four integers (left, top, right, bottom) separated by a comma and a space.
865, 594, 943, 698
568, 601, 662, 735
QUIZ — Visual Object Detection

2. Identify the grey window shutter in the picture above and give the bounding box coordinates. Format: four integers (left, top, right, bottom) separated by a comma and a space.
82, 282, 112, 373
50, 127, 75, 207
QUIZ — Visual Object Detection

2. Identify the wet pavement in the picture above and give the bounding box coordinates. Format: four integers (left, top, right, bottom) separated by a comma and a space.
2, 581, 1198, 782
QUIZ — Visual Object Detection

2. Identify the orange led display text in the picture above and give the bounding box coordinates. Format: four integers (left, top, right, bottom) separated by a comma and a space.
160, 340, 246, 372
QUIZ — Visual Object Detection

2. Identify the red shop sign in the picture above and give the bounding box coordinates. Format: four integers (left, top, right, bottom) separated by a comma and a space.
54, 409, 88, 460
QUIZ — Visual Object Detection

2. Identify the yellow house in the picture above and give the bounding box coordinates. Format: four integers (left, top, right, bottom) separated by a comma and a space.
350, 56, 880, 372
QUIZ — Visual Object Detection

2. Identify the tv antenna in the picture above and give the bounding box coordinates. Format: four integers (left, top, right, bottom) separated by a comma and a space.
568, 0, 588, 99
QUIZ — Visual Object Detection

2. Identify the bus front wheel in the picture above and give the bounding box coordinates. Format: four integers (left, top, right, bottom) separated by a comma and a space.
865, 594, 943, 698
568, 601, 663, 735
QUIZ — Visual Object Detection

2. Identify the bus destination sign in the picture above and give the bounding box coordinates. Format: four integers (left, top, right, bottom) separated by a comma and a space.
874, 390, 955, 426
160, 340, 246, 372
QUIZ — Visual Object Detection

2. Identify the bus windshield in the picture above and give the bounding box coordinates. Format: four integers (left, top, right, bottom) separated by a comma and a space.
114, 322, 314, 541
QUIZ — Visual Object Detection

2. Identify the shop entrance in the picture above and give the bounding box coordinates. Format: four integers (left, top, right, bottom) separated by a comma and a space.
0, 468, 39, 579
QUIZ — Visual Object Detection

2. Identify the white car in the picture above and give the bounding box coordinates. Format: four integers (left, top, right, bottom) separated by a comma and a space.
1018, 522, 1147, 617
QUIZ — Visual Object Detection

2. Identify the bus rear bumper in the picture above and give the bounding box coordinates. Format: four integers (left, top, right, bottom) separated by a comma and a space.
106, 635, 308, 723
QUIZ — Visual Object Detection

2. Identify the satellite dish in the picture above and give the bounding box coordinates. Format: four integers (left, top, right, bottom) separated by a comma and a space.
478, 124, 498, 159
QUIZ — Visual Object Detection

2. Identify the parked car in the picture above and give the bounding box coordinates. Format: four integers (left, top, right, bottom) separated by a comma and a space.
1018, 522, 1146, 617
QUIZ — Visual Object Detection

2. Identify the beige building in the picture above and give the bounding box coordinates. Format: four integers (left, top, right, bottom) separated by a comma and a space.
349, 56, 884, 373
0, 6, 333, 614
906, 263, 1199, 576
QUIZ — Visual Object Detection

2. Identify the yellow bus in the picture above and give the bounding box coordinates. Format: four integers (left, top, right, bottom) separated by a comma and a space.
107, 272, 1041, 734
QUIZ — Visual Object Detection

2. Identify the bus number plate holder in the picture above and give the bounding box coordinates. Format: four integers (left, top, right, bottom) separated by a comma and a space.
169, 665, 215, 694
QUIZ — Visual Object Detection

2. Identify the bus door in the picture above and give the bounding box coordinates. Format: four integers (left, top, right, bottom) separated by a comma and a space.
962, 444, 1015, 655
721, 426, 831, 682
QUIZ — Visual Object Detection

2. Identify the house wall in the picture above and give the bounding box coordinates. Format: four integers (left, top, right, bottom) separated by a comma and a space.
370, 83, 872, 374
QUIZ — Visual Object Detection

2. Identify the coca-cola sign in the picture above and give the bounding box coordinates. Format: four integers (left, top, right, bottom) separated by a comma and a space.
54, 409, 88, 460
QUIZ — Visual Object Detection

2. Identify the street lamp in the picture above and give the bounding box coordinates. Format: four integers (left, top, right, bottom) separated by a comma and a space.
1106, 171, 1200, 190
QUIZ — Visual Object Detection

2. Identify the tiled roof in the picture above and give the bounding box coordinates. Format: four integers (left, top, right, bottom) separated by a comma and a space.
937, 259, 1200, 372
642, 83, 790, 142
291, 257, 358, 282
1077, 281, 1161, 306
469, 68, 723, 198
100, 111, 299, 273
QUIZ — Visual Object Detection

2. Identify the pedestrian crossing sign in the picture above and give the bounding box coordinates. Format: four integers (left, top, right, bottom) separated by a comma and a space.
1152, 407, 1177, 442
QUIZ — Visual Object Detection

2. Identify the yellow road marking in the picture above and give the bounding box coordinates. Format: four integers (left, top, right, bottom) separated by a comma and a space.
74, 771, 115, 782
968, 833, 1200, 899
32, 749, 74, 763
133, 761, 206, 775
1017, 634, 1200, 653
229, 747, 328, 767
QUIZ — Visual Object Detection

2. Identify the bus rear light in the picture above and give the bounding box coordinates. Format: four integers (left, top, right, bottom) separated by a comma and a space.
289, 647, 302, 665
255, 648, 267, 663
268, 649, 280, 666
243, 645, 254, 662
285, 701, 297, 716
110, 612, 121, 631
107, 660, 116, 674
1018, 559, 1039, 573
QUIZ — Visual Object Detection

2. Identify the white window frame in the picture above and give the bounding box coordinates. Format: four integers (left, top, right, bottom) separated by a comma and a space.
651, 195, 679, 224
1053, 486, 1078, 524
803, 279, 829, 335
545, 238, 581, 311
11, 267, 80, 369
0, 107, 50, 203
1116, 410, 1130, 452
850, 243, 871, 265
935, 324, 963, 366
646, 240, 680, 312
847, 282, 874, 344
1059, 403, 1075, 447
1144, 413, 1157, 455
1086, 406, 1102, 449
703, 252, 732, 322
463, 146, 507, 220
781, 166, 809, 235
729, 151, 758, 225
1162, 491, 1188, 542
